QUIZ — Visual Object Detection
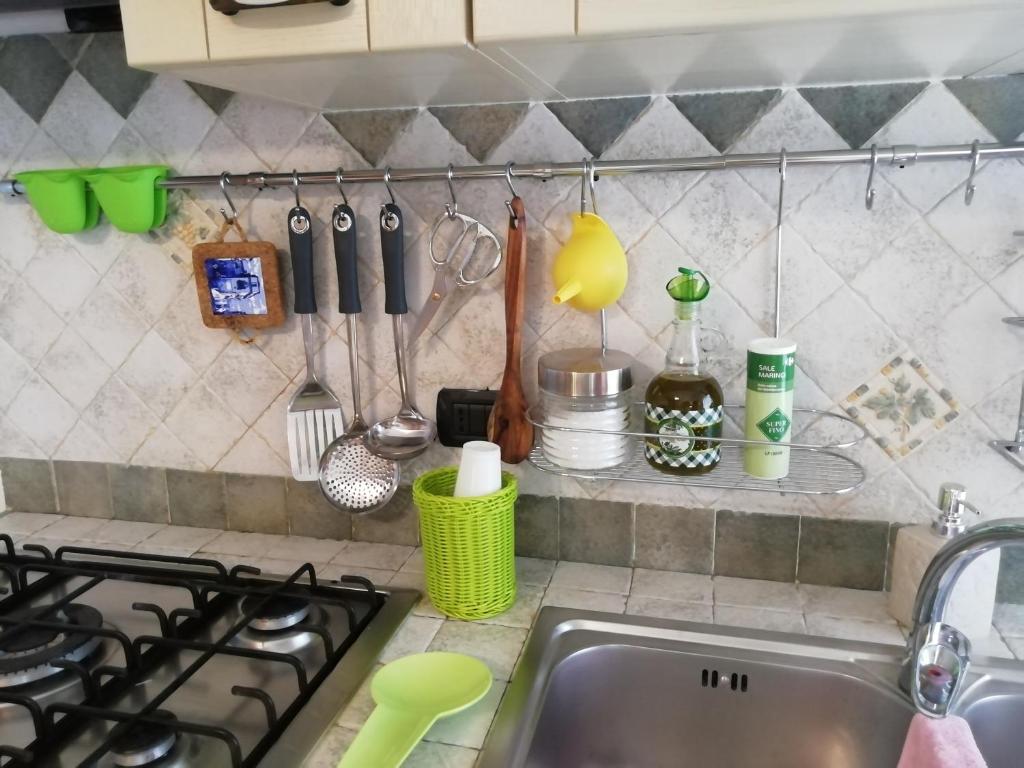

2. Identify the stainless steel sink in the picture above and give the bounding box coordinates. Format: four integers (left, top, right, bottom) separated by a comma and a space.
479, 607, 1024, 768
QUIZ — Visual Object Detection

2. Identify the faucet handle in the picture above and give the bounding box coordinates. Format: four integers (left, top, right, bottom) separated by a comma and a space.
934, 482, 981, 537
911, 622, 971, 718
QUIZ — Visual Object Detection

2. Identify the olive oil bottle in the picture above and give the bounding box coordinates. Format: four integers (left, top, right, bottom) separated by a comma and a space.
644, 268, 724, 475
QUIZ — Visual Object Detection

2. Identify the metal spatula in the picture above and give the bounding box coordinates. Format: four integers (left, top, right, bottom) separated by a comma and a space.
285, 179, 344, 480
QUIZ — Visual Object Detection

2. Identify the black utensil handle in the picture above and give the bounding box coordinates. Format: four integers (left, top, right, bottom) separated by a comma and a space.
289, 205, 316, 315
332, 204, 361, 314
379, 202, 407, 316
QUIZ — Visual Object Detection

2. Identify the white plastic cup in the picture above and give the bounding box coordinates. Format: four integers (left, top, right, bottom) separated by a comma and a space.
454, 441, 503, 498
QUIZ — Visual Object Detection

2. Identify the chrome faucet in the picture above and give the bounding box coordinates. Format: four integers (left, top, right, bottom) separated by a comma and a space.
899, 509, 1024, 717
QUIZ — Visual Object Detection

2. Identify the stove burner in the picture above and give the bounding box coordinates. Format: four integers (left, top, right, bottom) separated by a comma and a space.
110, 711, 178, 767
0, 604, 103, 688
242, 595, 311, 632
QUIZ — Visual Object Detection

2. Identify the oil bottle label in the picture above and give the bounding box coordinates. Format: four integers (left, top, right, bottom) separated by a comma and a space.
644, 403, 723, 469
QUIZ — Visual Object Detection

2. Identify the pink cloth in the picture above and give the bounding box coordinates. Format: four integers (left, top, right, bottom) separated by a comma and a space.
897, 713, 988, 768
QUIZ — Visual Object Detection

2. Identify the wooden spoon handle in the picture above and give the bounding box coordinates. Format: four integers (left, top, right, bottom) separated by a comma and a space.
503, 197, 527, 371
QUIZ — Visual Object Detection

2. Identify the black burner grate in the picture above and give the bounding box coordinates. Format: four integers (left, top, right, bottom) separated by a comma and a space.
0, 533, 386, 767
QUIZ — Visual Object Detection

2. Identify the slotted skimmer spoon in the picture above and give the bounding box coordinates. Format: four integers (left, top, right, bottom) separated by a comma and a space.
285, 173, 344, 481
319, 194, 400, 513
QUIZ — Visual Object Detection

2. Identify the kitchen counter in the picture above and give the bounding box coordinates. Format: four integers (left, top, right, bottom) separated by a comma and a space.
4, 510, 1024, 767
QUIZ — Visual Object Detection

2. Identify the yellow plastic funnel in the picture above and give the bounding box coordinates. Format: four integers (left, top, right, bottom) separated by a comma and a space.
551, 212, 628, 311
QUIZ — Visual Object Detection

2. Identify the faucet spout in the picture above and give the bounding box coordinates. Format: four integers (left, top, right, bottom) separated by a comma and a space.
900, 517, 1024, 717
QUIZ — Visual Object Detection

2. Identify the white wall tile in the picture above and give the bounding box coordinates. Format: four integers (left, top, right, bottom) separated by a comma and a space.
105, 238, 188, 323
127, 74, 217, 170
0, 279, 65, 364
916, 285, 1020, 407
6, 373, 76, 454
721, 226, 842, 335
37, 328, 112, 411
164, 381, 247, 468
661, 171, 774, 278
54, 419, 118, 463
900, 412, 1023, 515
40, 72, 123, 166
132, 424, 205, 471
73, 284, 146, 368
0, 412, 44, 459
926, 159, 1024, 280
22, 239, 100, 320
202, 342, 289, 426
82, 375, 160, 461
853, 219, 981, 339
604, 96, 717, 217
788, 287, 902, 399
0, 337, 32, 408
0, 88, 34, 177
732, 91, 846, 213
872, 85, 994, 213
221, 93, 315, 170
214, 428, 289, 476
789, 166, 918, 281
119, 331, 196, 419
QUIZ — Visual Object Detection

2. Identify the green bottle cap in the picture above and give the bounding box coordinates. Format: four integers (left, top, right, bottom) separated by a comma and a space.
666, 267, 710, 302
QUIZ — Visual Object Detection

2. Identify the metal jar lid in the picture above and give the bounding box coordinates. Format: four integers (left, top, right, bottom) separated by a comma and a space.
538, 348, 634, 397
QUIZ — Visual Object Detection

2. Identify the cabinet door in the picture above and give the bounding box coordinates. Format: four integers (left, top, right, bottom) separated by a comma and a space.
577, 0, 989, 37
205, 0, 369, 63
472, 0, 575, 43
121, 0, 208, 69
368, 0, 470, 51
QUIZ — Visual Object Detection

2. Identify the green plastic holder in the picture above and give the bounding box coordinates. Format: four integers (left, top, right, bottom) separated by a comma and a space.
15, 165, 170, 234
14, 169, 99, 234
83, 165, 169, 233
413, 467, 517, 621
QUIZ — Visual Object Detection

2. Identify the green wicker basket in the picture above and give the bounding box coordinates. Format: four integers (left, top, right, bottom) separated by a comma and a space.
413, 467, 517, 621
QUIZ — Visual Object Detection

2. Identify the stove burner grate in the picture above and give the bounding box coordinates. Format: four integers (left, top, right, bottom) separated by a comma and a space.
242, 595, 311, 632
109, 710, 178, 767
0, 603, 103, 688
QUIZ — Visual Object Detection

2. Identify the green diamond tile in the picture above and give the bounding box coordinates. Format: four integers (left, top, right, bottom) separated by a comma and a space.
546, 96, 651, 156
669, 89, 779, 153
323, 108, 417, 166
799, 82, 927, 147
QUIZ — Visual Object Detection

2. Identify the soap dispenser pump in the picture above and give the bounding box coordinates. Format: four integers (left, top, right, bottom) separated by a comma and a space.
889, 482, 1000, 639
933, 482, 980, 538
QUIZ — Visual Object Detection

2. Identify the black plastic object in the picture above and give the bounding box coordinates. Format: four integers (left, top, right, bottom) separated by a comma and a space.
332, 204, 360, 314
288, 205, 316, 315
379, 203, 407, 316
65, 5, 122, 33
210, 0, 350, 16
436, 388, 497, 447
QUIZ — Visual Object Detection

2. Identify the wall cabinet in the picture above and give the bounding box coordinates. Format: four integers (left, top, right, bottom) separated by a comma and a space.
121, 0, 1024, 110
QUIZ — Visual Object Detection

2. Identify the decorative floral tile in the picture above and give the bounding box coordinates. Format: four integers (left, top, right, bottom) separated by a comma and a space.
844, 354, 959, 460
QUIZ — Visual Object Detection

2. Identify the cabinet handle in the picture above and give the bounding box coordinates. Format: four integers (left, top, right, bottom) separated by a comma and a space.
210, 0, 350, 16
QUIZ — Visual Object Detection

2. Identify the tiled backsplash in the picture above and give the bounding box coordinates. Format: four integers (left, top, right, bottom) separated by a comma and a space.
1, 456, 897, 591
0, 34, 1021, 593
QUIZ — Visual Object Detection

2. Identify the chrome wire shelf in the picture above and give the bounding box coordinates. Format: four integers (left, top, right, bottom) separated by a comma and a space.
527, 406, 868, 495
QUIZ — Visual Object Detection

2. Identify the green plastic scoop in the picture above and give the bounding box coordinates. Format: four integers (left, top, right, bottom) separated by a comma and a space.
337, 652, 492, 768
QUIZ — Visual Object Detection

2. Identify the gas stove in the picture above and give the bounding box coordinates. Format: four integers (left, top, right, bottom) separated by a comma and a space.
0, 534, 417, 766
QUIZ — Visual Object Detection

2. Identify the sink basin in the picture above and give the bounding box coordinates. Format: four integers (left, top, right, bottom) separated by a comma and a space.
479, 607, 1024, 768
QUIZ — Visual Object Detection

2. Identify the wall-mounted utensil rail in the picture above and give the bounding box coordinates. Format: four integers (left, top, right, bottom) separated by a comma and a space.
3, 142, 1024, 197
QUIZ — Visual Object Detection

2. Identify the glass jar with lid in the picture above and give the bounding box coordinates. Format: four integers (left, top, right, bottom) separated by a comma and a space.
537, 347, 633, 470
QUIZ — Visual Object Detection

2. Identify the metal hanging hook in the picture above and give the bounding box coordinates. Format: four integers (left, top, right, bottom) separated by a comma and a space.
218, 172, 238, 224
380, 167, 399, 231
444, 163, 458, 219
865, 144, 878, 210
382, 166, 396, 206
291, 169, 302, 208
505, 161, 519, 226
965, 140, 980, 205
333, 168, 352, 233
335, 167, 348, 206
579, 157, 598, 215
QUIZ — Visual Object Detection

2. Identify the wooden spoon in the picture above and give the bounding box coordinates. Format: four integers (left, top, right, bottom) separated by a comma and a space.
488, 196, 534, 463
